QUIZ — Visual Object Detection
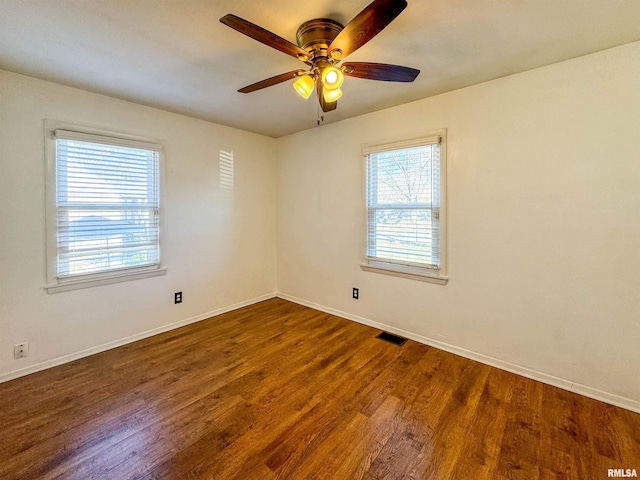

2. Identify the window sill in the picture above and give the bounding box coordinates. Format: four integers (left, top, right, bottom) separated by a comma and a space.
360, 262, 448, 285
46, 267, 167, 294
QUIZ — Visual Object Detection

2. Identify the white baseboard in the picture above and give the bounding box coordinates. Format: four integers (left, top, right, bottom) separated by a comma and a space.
276, 292, 640, 414
0, 292, 276, 384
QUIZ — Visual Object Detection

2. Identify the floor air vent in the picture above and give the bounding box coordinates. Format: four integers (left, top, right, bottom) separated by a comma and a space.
377, 332, 407, 346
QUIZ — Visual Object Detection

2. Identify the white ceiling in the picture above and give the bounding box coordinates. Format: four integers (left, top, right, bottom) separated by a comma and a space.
1, 0, 640, 138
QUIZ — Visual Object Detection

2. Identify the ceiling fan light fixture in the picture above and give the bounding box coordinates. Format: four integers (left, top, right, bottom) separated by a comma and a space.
221, 0, 419, 114
321, 66, 344, 90
293, 75, 315, 99
323, 87, 342, 103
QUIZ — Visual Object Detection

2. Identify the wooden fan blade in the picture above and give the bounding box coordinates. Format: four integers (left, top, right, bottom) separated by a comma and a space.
317, 82, 337, 112
220, 14, 308, 60
328, 0, 407, 59
238, 70, 306, 93
342, 62, 419, 82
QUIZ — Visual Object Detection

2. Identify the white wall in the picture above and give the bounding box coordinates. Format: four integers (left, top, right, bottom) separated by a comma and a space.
276, 41, 640, 409
0, 70, 277, 380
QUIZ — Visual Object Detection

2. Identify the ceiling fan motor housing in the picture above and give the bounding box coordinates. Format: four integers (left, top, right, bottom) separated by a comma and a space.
296, 18, 344, 58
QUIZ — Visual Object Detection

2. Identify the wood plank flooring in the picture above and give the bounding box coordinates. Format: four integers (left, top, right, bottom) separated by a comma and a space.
0, 298, 638, 479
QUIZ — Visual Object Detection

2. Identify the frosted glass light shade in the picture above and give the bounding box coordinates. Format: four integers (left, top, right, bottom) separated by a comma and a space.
293, 75, 314, 99
321, 66, 344, 90
323, 87, 342, 102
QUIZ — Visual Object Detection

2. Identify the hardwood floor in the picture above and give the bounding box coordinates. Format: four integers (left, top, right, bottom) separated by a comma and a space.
0, 298, 638, 479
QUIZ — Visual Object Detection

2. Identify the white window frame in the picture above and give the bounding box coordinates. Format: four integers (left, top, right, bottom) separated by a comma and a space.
44, 119, 167, 293
360, 130, 448, 285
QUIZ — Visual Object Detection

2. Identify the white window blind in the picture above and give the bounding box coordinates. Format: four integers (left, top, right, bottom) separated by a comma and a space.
366, 138, 441, 269
54, 132, 160, 278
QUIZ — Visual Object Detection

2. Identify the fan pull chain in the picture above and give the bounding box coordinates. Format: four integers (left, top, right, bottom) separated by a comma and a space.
316, 105, 324, 126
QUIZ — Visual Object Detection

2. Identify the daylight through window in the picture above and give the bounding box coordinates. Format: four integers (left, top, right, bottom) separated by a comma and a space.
54, 131, 161, 278
365, 135, 444, 273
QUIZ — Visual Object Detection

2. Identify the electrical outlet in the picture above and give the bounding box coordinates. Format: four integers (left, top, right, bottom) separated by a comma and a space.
175, 292, 182, 304
14, 343, 29, 359
352, 288, 359, 300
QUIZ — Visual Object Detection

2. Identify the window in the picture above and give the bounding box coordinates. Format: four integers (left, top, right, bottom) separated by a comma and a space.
362, 132, 447, 284
45, 122, 166, 292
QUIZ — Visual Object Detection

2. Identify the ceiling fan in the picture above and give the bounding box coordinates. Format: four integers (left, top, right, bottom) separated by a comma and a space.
220, 0, 420, 113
